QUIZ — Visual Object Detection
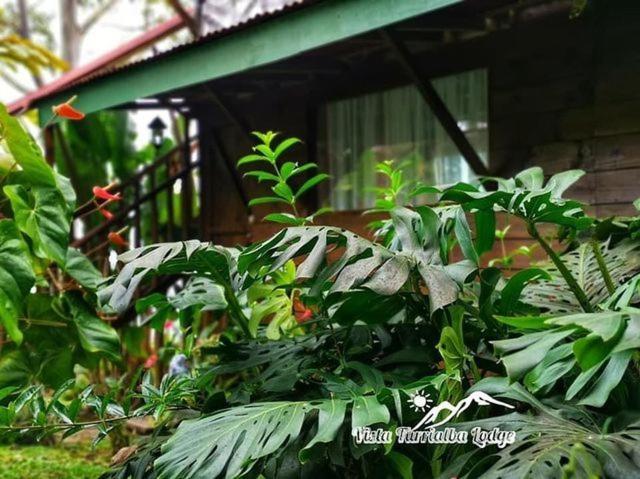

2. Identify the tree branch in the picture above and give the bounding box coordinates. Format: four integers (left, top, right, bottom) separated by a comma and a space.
80, 0, 120, 35
0, 71, 32, 94
166, 0, 198, 37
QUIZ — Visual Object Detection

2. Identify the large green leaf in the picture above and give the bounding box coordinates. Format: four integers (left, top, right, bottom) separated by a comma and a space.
4, 184, 70, 265
62, 292, 120, 362
351, 395, 390, 429
0, 103, 56, 187
0, 219, 36, 344
64, 247, 104, 290
98, 241, 238, 314
155, 399, 349, 479
239, 208, 474, 312
441, 167, 592, 230
492, 310, 640, 406
205, 335, 325, 393
443, 381, 640, 478
443, 411, 640, 479
170, 277, 227, 312
0, 349, 31, 388
299, 398, 347, 462
522, 240, 640, 314
246, 260, 296, 339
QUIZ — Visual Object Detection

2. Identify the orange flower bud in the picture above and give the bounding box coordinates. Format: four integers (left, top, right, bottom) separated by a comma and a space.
93, 186, 121, 201
98, 207, 114, 220
52, 97, 85, 120
108, 231, 128, 248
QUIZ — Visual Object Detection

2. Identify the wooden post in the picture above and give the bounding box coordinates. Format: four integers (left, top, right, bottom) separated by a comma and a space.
165, 154, 175, 242
43, 126, 55, 166
195, 94, 251, 211
201, 86, 253, 142
181, 116, 192, 239
210, 127, 251, 211
133, 182, 142, 247
149, 167, 159, 243
304, 105, 319, 213
381, 28, 489, 176
197, 120, 210, 240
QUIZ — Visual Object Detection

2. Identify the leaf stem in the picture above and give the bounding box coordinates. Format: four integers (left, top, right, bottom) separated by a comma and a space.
528, 223, 593, 312
591, 240, 615, 295
200, 254, 251, 337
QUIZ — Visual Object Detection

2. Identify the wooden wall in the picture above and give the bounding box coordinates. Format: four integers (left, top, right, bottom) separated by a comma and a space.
490, 0, 640, 217
196, 0, 640, 265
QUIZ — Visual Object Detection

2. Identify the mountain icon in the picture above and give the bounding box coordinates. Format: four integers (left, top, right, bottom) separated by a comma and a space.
412, 391, 514, 430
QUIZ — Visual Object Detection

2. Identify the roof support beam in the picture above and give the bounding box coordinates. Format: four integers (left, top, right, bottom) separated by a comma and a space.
380, 28, 489, 176
195, 110, 251, 212
37, 0, 462, 123
200, 86, 253, 142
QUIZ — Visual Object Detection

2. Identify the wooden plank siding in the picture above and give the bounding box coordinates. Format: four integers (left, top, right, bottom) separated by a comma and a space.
490, 0, 640, 217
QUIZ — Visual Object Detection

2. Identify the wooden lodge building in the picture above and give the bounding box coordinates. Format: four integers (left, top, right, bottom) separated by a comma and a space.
9, 0, 640, 269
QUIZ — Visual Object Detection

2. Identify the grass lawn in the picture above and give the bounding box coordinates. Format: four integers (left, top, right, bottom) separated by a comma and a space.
0, 440, 111, 479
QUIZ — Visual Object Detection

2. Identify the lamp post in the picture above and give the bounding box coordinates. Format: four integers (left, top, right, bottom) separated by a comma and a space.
148, 116, 167, 150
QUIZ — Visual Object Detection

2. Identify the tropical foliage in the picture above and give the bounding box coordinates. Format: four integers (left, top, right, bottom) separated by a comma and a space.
0, 103, 119, 391
2, 128, 640, 479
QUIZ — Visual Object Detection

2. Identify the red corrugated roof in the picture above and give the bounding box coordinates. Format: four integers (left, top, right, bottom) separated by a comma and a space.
8, 0, 312, 115
7, 14, 186, 114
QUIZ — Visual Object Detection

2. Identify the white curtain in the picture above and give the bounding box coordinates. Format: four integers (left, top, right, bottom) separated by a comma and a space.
326, 69, 488, 210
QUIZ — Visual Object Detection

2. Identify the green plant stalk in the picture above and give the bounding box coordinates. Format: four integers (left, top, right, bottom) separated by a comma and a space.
468, 357, 482, 383
272, 158, 303, 222
220, 282, 252, 337
528, 223, 593, 313
591, 240, 616, 295
200, 255, 251, 337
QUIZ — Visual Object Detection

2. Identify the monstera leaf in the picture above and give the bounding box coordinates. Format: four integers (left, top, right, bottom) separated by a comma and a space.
246, 260, 297, 339
98, 241, 239, 314
443, 410, 640, 479
239, 207, 475, 312
522, 240, 640, 314
169, 277, 227, 312
0, 220, 36, 344
205, 335, 326, 393
493, 310, 640, 406
441, 167, 592, 230
155, 399, 350, 479
444, 381, 640, 479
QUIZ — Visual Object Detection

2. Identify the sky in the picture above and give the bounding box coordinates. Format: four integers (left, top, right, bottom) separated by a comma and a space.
2, 0, 180, 147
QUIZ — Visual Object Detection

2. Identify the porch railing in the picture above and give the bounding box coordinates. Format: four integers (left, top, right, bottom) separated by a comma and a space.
72, 140, 200, 274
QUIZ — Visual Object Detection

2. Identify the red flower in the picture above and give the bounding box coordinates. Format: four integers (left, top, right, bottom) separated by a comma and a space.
52, 96, 85, 120
108, 231, 129, 248
293, 299, 313, 324
144, 353, 158, 369
93, 186, 121, 201
98, 207, 114, 220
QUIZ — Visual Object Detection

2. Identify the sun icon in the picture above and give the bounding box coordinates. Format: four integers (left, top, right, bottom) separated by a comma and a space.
407, 390, 433, 412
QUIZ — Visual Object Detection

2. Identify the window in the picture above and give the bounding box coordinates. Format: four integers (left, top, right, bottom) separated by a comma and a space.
323, 69, 488, 210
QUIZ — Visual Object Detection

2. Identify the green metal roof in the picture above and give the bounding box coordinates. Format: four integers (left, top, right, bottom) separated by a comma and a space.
38, 0, 462, 125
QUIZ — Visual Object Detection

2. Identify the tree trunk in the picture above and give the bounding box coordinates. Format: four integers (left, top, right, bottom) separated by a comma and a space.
16, 0, 43, 86
16, 0, 29, 37
60, 0, 81, 66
